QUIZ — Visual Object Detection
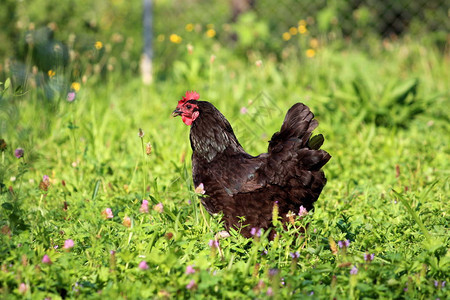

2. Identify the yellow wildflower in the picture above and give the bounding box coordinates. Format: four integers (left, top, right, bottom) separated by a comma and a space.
298, 25, 307, 34
48, 70, 55, 78
310, 38, 319, 48
289, 27, 298, 35
282, 32, 291, 41
95, 41, 103, 50
298, 20, 307, 26
185, 23, 194, 32
71, 82, 81, 92
306, 49, 316, 58
169, 34, 182, 44
206, 29, 216, 38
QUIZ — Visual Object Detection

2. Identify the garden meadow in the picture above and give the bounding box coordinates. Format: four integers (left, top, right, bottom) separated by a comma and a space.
0, 0, 449, 298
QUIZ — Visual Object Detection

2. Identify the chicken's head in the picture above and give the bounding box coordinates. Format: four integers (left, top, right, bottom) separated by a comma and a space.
172, 91, 200, 126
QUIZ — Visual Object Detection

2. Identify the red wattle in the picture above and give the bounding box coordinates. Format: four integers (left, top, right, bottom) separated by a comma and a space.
182, 115, 193, 126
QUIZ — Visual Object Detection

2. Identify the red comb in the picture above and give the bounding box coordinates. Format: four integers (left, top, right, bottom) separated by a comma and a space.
178, 90, 200, 105
185, 91, 200, 100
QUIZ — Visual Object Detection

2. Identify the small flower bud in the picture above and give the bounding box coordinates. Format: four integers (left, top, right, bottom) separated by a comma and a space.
123, 216, 131, 227
145, 142, 152, 156
0, 139, 7, 152
195, 183, 205, 194
138, 128, 145, 138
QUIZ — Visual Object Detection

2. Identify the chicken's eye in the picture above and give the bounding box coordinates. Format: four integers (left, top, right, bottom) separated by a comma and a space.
186, 105, 192, 109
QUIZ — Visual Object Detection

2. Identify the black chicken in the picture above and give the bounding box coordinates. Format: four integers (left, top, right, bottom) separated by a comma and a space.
172, 91, 331, 238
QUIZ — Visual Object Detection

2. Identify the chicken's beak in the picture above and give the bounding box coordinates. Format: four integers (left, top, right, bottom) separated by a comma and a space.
172, 109, 182, 117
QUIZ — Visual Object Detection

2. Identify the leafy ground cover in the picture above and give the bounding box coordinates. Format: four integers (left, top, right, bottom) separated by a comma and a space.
0, 36, 449, 299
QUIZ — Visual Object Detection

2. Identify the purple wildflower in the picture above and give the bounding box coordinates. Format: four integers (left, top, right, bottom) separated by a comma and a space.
208, 239, 219, 248
186, 279, 196, 290
267, 287, 273, 296
442, 281, 446, 287
73, 282, 81, 292
64, 239, 74, 249
338, 240, 350, 248
290, 252, 300, 259
350, 265, 358, 275
42, 254, 52, 265
434, 280, 439, 287
364, 253, 375, 262
240, 107, 248, 114
268, 268, 279, 277
67, 91, 76, 102
140, 199, 149, 213
298, 205, 308, 217
256, 279, 264, 289
250, 227, 262, 237
102, 208, 114, 219
185, 265, 195, 274
42, 175, 50, 184
138, 261, 149, 270
18, 283, 28, 294
14, 148, 24, 159
153, 202, 163, 213
310, 291, 314, 296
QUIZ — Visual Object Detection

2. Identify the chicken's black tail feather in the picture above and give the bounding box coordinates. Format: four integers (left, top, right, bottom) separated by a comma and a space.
268, 103, 331, 170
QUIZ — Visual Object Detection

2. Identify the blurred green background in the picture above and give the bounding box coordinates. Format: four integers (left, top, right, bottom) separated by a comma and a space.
0, 0, 448, 86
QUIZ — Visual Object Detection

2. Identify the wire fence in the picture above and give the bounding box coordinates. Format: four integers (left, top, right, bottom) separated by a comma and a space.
163, 0, 448, 39
0, 0, 447, 84
253, 0, 447, 37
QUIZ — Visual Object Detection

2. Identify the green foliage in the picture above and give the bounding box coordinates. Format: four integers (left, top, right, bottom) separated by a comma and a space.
1, 0, 448, 83
0, 18, 449, 299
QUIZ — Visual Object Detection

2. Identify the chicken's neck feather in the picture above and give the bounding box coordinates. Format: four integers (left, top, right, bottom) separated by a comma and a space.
189, 108, 245, 162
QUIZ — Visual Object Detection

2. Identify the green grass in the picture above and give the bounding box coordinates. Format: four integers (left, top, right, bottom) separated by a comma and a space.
0, 38, 449, 299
